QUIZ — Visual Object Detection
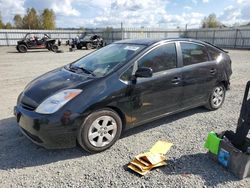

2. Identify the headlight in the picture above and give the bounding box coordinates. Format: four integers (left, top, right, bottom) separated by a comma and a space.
35, 89, 82, 114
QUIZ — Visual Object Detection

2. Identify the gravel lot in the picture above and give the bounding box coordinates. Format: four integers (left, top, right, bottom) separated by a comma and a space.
0, 46, 250, 188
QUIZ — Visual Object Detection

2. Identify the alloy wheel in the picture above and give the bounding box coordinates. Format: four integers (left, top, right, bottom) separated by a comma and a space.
88, 115, 117, 147
212, 86, 224, 108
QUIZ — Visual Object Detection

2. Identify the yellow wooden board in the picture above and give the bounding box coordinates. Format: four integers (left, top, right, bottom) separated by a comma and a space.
128, 141, 173, 175
149, 141, 173, 155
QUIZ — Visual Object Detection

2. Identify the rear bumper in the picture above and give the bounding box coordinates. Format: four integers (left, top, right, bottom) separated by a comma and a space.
14, 105, 81, 149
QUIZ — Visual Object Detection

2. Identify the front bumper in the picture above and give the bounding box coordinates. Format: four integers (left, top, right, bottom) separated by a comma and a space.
14, 105, 81, 149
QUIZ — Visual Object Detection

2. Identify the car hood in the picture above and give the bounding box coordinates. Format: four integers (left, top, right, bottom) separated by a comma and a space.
17, 40, 24, 44
46, 39, 55, 42
80, 39, 90, 42
20, 67, 94, 107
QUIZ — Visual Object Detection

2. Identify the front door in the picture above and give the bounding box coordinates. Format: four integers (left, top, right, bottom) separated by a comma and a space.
129, 42, 183, 125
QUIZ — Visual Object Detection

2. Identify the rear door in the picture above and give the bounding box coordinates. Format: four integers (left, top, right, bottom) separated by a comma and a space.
129, 42, 183, 124
178, 42, 218, 108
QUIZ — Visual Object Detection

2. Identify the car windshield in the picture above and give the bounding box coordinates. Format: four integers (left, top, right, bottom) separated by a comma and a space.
83, 35, 92, 40
71, 43, 146, 77
79, 33, 85, 38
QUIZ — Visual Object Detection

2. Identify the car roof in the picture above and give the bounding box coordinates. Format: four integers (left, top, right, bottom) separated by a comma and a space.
26, 33, 48, 35
115, 38, 208, 46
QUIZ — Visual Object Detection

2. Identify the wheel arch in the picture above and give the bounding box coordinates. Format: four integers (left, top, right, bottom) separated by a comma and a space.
76, 105, 125, 152
18, 42, 27, 47
80, 105, 127, 131
105, 106, 127, 131
219, 80, 230, 90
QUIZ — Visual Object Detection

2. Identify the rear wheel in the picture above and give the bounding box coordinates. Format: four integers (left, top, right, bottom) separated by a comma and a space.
77, 109, 122, 153
86, 43, 92, 50
47, 43, 52, 51
76, 44, 82, 50
205, 84, 226, 110
17, 44, 27, 53
51, 45, 58, 52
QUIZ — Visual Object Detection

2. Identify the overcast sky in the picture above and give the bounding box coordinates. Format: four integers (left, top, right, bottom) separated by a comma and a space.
0, 0, 249, 28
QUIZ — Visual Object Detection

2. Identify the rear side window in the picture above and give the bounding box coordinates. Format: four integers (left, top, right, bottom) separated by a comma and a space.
207, 46, 221, 60
138, 43, 177, 73
181, 42, 209, 66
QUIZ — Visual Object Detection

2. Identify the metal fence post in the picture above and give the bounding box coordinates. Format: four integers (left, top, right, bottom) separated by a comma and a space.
5, 32, 9, 46
121, 22, 123, 40
165, 31, 168, 38
195, 30, 198, 39
234, 29, 238, 49
212, 30, 216, 44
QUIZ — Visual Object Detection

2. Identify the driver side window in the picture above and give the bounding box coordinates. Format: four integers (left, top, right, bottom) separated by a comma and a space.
137, 43, 177, 73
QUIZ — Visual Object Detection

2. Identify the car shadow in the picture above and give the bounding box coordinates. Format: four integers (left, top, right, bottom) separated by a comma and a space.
122, 106, 208, 138
7, 50, 51, 53
0, 117, 89, 170
0, 107, 209, 170
161, 153, 239, 187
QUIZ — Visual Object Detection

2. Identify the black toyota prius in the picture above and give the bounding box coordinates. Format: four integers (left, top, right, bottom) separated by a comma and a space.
14, 38, 232, 153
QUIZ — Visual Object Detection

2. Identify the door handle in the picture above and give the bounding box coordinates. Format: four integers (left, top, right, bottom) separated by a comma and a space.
171, 77, 181, 84
210, 68, 217, 74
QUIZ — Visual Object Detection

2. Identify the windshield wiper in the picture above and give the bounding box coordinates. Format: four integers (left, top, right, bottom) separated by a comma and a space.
69, 64, 96, 77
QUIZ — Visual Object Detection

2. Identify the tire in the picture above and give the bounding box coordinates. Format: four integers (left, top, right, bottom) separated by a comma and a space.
205, 84, 226, 110
86, 43, 92, 50
47, 43, 52, 51
17, 44, 27, 53
77, 108, 122, 153
96, 42, 101, 49
76, 44, 82, 50
51, 45, 58, 52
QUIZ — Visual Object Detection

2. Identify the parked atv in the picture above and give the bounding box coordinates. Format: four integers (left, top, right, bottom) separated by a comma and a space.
16, 33, 58, 53
76, 34, 105, 50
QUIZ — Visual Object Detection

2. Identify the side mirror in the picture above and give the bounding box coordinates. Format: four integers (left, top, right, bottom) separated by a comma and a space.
135, 67, 153, 78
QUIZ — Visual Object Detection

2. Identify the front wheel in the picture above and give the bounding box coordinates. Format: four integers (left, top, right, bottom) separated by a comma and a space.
76, 44, 82, 50
51, 45, 58, 52
17, 44, 27, 53
47, 43, 52, 51
86, 43, 92, 50
77, 109, 122, 153
205, 84, 226, 110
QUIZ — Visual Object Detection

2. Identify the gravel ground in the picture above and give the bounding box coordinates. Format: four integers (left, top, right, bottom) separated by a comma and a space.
0, 46, 250, 188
